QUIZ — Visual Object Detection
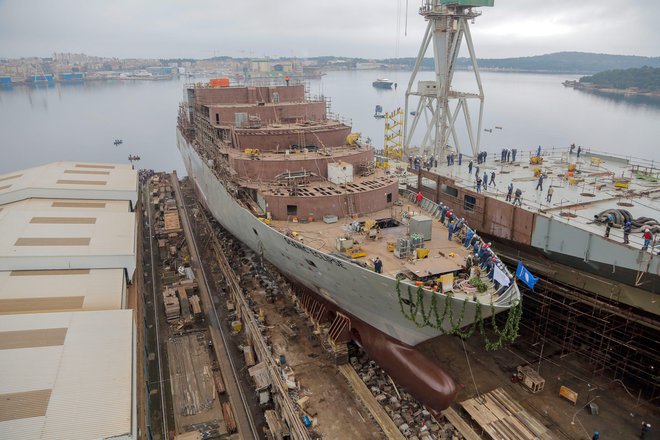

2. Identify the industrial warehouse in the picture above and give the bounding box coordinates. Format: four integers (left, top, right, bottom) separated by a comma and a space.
0, 162, 140, 440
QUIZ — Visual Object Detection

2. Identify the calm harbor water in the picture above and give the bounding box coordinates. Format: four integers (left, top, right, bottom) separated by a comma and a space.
0, 70, 659, 175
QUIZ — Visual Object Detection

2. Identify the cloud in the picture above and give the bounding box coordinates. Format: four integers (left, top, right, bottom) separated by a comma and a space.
0, 0, 657, 59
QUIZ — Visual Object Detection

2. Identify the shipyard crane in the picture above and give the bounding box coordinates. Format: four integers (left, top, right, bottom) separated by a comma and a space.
404, 0, 493, 160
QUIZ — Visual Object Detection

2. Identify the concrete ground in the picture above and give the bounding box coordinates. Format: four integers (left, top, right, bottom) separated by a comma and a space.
419, 335, 659, 440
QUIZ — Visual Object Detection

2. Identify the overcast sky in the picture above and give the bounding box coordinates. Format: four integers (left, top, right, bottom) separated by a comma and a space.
1, 0, 658, 60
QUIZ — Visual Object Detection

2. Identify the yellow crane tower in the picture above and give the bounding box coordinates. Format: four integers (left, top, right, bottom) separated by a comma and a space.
383, 107, 403, 161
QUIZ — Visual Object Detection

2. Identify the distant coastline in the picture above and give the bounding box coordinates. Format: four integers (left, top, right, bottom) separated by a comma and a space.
562, 80, 660, 99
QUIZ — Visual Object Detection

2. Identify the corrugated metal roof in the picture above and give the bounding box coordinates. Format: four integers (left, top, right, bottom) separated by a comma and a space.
0, 206, 136, 275
0, 268, 126, 314
0, 162, 137, 208
0, 310, 134, 440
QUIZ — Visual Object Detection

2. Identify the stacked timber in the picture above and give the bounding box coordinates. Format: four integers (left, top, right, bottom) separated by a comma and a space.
213, 370, 226, 395
178, 287, 191, 322
163, 287, 180, 321
189, 295, 202, 316
222, 402, 237, 434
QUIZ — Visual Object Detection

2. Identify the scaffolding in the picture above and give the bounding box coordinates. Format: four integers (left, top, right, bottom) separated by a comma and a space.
384, 108, 404, 161
503, 269, 659, 402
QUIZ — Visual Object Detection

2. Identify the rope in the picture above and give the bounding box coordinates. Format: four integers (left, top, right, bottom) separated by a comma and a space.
462, 338, 481, 400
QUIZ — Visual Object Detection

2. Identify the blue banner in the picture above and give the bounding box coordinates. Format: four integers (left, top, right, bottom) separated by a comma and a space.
516, 261, 538, 290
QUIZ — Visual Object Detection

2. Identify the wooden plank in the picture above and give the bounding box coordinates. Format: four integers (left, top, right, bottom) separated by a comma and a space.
338, 364, 406, 440
491, 388, 526, 414
461, 389, 553, 440
441, 406, 481, 440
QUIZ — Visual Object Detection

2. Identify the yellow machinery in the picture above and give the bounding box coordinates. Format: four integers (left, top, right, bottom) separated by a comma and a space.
244, 148, 261, 158
530, 156, 543, 165
387, 241, 396, 252
346, 133, 361, 146
345, 247, 366, 259
416, 248, 430, 259
384, 108, 403, 161
533, 167, 542, 177
613, 178, 630, 188
375, 156, 390, 169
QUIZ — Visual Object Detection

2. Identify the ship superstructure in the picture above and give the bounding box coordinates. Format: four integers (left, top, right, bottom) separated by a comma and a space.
176, 80, 521, 411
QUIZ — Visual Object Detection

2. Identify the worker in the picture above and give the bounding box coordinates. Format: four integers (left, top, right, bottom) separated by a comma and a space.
577, 145, 582, 158
475, 165, 480, 180
640, 421, 651, 439
465, 252, 475, 270
483, 172, 489, 191
506, 182, 513, 202
591, 432, 599, 440
513, 188, 523, 206
440, 205, 448, 224
490, 171, 496, 187
373, 257, 383, 274
507, 149, 512, 162
468, 160, 473, 174
536, 174, 544, 191
546, 187, 554, 203
512, 148, 517, 162
623, 220, 632, 244
476, 177, 482, 193
536, 145, 542, 157
458, 153, 462, 166
464, 228, 474, 247
416, 191, 423, 205
284, 75, 290, 86
448, 221, 454, 240
642, 229, 653, 251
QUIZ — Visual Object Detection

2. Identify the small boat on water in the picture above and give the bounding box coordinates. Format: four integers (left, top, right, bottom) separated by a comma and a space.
374, 104, 385, 119
372, 78, 394, 89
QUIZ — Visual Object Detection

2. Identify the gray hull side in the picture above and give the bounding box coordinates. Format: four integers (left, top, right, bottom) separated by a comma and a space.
177, 131, 510, 346
531, 216, 660, 285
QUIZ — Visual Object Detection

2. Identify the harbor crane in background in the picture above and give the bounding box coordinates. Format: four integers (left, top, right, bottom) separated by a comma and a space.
404, 0, 493, 160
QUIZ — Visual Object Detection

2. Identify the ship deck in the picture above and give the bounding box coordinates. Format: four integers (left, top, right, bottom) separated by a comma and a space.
270, 202, 506, 304
424, 147, 660, 251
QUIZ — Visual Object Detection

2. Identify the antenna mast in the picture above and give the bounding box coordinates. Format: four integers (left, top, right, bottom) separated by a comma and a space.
404, 0, 493, 160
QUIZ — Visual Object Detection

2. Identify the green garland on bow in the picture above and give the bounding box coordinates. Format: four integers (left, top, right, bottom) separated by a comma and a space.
396, 279, 522, 350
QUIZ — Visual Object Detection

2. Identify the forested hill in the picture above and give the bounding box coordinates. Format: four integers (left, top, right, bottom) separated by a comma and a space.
454, 52, 660, 73
579, 66, 660, 90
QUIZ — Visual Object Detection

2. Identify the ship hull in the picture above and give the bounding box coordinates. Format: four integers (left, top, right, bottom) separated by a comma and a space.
176, 130, 510, 347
